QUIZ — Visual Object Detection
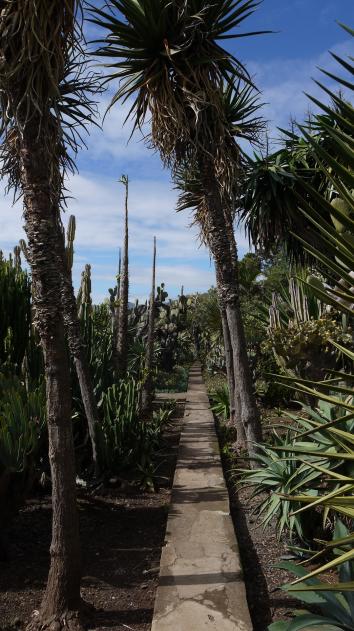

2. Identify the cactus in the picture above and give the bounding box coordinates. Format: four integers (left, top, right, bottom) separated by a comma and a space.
142, 237, 157, 412
13, 245, 21, 269
77, 264, 92, 318
96, 376, 141, 471
65, 215, 76, 271
0, 253, 31, 372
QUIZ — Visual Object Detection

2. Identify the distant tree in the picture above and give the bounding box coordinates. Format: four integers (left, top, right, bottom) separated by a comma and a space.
116, 175, 129, 378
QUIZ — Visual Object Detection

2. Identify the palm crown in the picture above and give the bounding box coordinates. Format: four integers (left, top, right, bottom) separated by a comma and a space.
90, 0, 268, 191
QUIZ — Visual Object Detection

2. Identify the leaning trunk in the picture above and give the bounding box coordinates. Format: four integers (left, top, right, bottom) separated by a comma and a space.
202, 167, 262, 458
116, 177, 129, 378
142, 237, 157, 413
19, 126, 81, 623
58, 251, 100, 475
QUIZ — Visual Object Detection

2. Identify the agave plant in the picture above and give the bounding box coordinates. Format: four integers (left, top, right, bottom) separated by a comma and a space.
268, 523, 354, 631
266, 26, 354, 590
236, 428, 334, 542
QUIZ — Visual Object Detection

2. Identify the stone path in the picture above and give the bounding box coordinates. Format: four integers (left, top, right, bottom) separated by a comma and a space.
152, 363, 252, 630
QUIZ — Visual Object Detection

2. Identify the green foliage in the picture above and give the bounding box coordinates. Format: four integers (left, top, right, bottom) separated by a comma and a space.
0, 375, 46, 473
97, 378, 175, 479
97, 377, 140, 472
210, 385, 230, 420
269, 524, 354, 630
0, 254, 31, 371
265, 314, 352, 382
258, 32, 354, 605
156, 365, 189, 393
236, 430, 330, 542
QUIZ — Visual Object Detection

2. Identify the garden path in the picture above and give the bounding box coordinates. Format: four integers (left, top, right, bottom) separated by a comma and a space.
152, 362, 252, 630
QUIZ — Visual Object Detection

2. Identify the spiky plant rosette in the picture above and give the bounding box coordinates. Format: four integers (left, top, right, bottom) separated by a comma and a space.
173, 79, 265, 243
0, 0, 101, 207
90, 0, 268, 202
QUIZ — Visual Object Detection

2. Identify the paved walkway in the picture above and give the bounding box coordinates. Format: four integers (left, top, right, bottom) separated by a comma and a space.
152, 363, 252, 631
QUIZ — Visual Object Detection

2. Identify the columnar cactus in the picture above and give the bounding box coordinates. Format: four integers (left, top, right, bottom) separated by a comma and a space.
65, 215, 76, 272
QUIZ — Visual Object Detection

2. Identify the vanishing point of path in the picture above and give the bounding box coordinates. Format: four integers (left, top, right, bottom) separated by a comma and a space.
152, 363, 252, 630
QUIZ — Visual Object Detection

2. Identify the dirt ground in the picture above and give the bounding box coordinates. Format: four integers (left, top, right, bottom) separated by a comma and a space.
0, 403, 184, 631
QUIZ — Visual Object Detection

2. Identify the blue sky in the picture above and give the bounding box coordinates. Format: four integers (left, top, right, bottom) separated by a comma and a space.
0, 1, 353, 303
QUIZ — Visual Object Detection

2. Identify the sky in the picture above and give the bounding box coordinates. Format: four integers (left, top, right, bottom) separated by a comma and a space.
0, 1, 353, 303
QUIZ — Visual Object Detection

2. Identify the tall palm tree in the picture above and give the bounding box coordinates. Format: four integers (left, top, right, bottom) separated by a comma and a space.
240, 125, 338, 263
142, 236, 157, 412
175, 80, 265, 448
89, 0, 268, 455
0, 2, 98, 625
116, 175, 129, 377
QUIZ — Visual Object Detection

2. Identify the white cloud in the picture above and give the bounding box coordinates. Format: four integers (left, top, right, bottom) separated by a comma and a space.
249, 38, 354, 140
2, 37, 351, 301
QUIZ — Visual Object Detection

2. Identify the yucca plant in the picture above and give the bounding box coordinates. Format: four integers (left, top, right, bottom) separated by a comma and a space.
89, 0, 268, 458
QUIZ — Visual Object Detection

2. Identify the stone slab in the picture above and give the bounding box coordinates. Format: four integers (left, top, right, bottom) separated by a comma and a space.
151, 363, 252, 631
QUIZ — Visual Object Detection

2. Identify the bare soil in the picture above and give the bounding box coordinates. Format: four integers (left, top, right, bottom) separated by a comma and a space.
0, 403, 184, 631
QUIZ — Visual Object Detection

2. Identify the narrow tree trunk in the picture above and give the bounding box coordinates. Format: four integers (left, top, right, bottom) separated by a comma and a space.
19, 128, 81, 625
142, 237, 157, 413
116, 176, 129, 378
202, 168, 262, 458
58, 254, 100, 475
220, 304, 235, 421
112, 248, 122, 369
220, 303, 246, 449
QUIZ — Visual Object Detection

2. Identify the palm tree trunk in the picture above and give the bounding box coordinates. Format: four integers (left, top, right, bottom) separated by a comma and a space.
202, 168, 262, 458
142, 237, 157, 413
220, 303, 246, 449
19, 127, 81, 623
116, 176, 129, 378
112, 248, 122, 369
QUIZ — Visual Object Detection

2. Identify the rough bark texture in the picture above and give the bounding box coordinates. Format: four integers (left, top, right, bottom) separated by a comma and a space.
116, 178, 129, 378
220, 305, 235, 421
142, 237, 157, 413
19, 126, 81, 623
58, 240, 100, 474
220, 304, 246, 449
202, 165, 262, 458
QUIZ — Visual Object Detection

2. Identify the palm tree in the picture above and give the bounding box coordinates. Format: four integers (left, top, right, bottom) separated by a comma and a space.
0, 2, 98, 626
142, 236, 157, 412
116, 175, 129, 377
175, 80, 265, 448
89, 0, 268, 455
240, 123, 339, 263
